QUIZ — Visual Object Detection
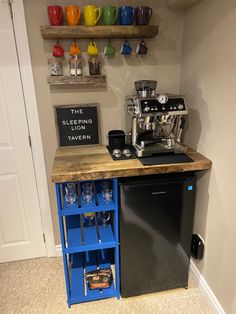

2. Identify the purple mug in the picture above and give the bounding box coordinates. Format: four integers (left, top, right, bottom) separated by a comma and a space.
135, 6, 152, 25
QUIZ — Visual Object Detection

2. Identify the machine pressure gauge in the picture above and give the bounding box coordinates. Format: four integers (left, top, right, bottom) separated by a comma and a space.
157, 94, 168, 104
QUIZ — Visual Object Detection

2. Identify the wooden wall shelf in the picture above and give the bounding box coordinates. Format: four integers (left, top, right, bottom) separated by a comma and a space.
41, 25, 158, 40
47, 75, 106, 87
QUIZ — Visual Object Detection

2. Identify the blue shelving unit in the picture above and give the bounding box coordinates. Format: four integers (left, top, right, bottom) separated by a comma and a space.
55, 179, 120, 307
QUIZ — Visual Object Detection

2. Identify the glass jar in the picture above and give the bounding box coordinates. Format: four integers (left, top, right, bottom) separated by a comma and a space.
88, 56, 101, 75
48, 58, 63, 76
69, 55, 82, 76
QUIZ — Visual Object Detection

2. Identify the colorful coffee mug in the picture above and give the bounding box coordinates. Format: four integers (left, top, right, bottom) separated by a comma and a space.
87, 41, 99, 56
104, 41, 115, 56
102, 6, 118, 25
120, 40, 132, 55
136, 40, 148, 55
84, 5, 101, 26
65, 6, 81, 26
47, 6, 63, 26
135, 6, 152, 25
52, 43, 65, 57
69, 40, 81, 56
119, 6, 134, 25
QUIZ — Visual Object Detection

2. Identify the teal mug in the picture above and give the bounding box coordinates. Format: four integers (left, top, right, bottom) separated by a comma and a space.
102, 6, 118, 25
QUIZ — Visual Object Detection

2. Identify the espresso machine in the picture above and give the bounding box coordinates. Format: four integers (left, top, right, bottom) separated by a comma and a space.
127, 80, 188, 158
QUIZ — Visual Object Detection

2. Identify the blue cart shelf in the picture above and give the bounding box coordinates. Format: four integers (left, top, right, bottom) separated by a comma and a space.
55, 178, 120, 307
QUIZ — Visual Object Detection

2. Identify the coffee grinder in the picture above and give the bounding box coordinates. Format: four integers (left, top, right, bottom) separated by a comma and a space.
127, 80, 188, 158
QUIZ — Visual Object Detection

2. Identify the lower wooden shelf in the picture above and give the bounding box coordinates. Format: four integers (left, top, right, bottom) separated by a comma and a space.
47, 75, 106, 87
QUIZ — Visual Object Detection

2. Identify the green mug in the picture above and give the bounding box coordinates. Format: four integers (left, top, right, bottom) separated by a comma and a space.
102, 6, 118, 25
104, 41, 116, 56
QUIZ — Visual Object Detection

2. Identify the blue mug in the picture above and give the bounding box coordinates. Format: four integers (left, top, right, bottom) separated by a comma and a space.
119, 6, 134, 25
120, 40, 132, 55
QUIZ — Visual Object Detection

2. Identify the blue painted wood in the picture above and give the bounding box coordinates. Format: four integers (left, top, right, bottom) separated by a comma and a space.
56, 178, 120, 306
69, 250, 118, 304
56, 184, 71, 306
64, 215, 116, 254
59, 179, 115, 216
70, 253, 85, 302
59, 205, 115, 216
113, 179, 120, 299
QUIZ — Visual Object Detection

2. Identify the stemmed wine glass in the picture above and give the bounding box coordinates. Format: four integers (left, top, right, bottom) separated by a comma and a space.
82, 190, 93, 204
82, 182, 93, 192
84, 212, 95, 226
100, 180, 112, 191
98, 211, 111, 227
102, 188, 113, 203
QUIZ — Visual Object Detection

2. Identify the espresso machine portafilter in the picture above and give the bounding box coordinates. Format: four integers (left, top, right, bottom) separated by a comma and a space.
127, 80, 188, 158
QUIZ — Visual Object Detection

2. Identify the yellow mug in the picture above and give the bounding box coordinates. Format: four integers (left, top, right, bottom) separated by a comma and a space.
84, 5, 101, 26
87, 41, 99, 56
65, 6, 81, 26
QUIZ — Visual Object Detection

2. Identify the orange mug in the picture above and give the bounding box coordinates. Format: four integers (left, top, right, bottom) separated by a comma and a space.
65, 6, 81, 26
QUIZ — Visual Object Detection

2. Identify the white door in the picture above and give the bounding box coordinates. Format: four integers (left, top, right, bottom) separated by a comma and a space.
0, 2, 46, 262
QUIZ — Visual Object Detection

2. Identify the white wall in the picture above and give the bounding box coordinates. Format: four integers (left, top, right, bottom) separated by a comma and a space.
180, 0, 236, 312
23, 0, 184, 244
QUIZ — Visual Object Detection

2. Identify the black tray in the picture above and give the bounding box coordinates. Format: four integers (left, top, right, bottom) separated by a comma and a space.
139, 153, 193, 166
106, 145, 136, 161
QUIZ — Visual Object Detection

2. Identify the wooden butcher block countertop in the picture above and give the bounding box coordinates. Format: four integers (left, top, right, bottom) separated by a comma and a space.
51, 145, 212, 183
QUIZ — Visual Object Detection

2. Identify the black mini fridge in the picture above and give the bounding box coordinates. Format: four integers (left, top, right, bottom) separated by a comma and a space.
119, 173, 196, 297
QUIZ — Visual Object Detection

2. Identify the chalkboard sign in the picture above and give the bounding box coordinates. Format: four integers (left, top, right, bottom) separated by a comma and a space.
55, 104, 100, 147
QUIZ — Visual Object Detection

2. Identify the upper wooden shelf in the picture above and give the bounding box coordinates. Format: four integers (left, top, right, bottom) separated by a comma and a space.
40, 25, 159, 40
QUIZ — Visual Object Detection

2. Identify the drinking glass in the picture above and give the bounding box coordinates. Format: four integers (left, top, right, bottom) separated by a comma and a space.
100, 180, 112, 190
82, 190, 93, 204
65, 192, 76, 206
82, 182, 93, 191
102, 188, 113, 203
84, 212, 95, 226
98, 211, 111, 226
65, 182, 76, 193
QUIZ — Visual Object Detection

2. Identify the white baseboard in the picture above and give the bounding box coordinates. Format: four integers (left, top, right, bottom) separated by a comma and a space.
55, 244, 62, 257
190, 259, 225, 314
55, 245, 224, 313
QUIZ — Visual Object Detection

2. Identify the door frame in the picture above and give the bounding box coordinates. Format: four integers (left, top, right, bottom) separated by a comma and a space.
10, 0, 55, 257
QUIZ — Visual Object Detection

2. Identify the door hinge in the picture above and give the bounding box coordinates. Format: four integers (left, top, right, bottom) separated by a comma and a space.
43, 233, 46, 243
28, 135, 32, 147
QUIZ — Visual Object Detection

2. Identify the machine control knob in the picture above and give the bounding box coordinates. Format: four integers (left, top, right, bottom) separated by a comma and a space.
157, 93, 168, 104
143, 106, 150, 112
178, 104, 184, 110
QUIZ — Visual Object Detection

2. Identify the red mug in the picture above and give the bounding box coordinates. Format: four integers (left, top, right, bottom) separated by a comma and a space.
53, 44, 64, 57
47, 6, 63, 26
